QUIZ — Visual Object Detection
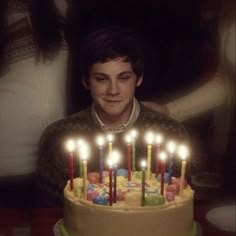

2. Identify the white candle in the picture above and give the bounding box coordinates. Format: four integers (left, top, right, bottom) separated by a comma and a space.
178, 145, 189, 196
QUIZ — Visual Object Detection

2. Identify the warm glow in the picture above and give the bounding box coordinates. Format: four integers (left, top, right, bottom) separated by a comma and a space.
107, 158, 114, 168
130, 129, 137, 139
65, 139, 75, 152
167, 141, 176, 153
112, 150, 120, 165
145, 131, 154, 144
96, 135, 105, 146
125, 134, 132, 143
141, 160, 147, 168
80, 142, 90, 161
178, 145, 189, 160
107, 133, 114, 142
159, 151, 167, 161
156, 134, 163, 144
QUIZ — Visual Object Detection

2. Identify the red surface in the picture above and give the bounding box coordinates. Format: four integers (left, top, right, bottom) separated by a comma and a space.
0, 202, 235, 236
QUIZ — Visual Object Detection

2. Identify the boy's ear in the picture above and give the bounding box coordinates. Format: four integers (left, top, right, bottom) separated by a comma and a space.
136, 74, 143, 87
82, 77, 90, 90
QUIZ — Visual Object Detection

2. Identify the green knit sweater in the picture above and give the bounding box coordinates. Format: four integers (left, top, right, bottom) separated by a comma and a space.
35, 103, 188, 207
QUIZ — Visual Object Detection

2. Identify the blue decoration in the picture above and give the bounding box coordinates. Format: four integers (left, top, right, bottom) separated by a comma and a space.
157, 172, 170, 183
117, 168, 127, 177
93, 196, 108, 205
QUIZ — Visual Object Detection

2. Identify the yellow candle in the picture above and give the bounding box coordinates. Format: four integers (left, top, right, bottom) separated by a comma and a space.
107, 134, 113, 156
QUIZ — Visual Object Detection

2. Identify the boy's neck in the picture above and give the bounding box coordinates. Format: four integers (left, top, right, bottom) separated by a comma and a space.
92, 98, 140, 133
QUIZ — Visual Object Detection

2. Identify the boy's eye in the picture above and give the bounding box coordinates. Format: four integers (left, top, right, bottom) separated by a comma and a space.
119, 76, 130, 81
95, 77, 106, 81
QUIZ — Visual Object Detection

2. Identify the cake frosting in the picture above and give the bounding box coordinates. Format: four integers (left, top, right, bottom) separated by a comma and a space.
60, 170, 196, 236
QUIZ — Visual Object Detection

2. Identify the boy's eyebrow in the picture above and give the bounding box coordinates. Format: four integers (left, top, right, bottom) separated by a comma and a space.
91, 71, 133, 76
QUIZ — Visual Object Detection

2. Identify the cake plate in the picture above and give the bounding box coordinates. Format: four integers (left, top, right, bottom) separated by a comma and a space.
54, 219, 202, 236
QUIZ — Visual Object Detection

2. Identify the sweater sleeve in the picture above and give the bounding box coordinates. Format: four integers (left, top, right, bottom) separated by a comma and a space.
166, 76, 226, 122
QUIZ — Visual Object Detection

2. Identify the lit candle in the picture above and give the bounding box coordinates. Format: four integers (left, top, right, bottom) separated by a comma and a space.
159, 151, 167, 196
155, 134, 163, 177
107, 133, 114, 156
178, 145, 189, 196
96, 136, 105, 183
166, 141, 176, 184
130, 129, 137, 172
145, 132, 154, 180
80, 143, 89, 200
65, 139, 75, 191
107, 158, 114, 206
77, 139, 84, 178
125, 135, 132, 181
141, 160, 146, 207
112, 150, 120, 203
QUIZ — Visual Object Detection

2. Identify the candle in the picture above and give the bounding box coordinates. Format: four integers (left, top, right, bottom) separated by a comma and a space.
77, 139, 84, 178
145, 132, 154, 180
65, 139, 75, 191
141, 160, 146, 206
130, 129, 137, 172
166, 141, 176, 184
155, 134, 163, 177
125, 135, 132, 181
80, 143, 89, 200
112, 150, 120, 203
107, 133, 114, 156
178, 145, 189, 196
96, 136, 105, 183
159, 151, 167, 196
107, 158, 113, 206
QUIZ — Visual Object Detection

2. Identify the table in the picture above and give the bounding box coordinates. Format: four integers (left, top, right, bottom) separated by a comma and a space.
0, 202, 235, 236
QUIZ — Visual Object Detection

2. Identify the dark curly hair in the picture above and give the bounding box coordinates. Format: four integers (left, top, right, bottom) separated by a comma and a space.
79, 26, 144, 81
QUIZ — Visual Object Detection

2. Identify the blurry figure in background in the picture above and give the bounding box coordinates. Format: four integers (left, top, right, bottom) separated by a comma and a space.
0, 0, 68, 206
143, 0, 235, 172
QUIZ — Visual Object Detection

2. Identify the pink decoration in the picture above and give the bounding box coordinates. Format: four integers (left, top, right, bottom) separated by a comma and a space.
87, 172, 100, 184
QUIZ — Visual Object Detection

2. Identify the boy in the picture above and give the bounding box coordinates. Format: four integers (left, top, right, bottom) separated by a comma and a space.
36, 26, 188, 206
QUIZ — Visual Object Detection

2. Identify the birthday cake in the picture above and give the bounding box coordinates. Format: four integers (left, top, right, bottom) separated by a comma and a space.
60, 170, 196, 236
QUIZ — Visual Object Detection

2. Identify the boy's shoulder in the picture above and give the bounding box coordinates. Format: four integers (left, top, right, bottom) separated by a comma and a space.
136, 103, 188, 141
41, 108, 95, 138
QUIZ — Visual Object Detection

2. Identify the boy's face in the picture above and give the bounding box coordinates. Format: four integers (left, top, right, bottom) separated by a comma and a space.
83, 57, 143, 126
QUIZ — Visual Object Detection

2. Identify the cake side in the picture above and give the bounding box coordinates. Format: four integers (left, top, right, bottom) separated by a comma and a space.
63, 174, 195, 236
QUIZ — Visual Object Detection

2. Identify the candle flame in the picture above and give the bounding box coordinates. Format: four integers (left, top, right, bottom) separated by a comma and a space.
156, 134, 163, 144
107, 133, 114, 142
167, 141, 176, 153
96, 135, 105, 146
65, 139, 75, 152
130, 129, 137, 138
141, 160, 147, 168
178, 145, 189, 160
80, 142, 90, 161
159, 151, 167, 161
145, 131, 154, 144
125, 135, 132, 143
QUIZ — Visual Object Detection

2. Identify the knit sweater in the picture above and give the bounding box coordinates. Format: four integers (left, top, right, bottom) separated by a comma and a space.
35, 103, 188, 207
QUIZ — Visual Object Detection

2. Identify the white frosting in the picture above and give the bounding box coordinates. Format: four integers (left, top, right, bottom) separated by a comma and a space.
63, 177, 195, 236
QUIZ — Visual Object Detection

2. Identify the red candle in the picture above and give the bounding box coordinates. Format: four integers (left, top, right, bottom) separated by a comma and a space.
109, 166, 113, 206
160, 152, 166, 196
65, 139, 75, 191
155, 144, 160, 177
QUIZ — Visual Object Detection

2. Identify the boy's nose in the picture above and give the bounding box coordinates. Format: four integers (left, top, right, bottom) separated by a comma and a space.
107, 81, 120, 95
